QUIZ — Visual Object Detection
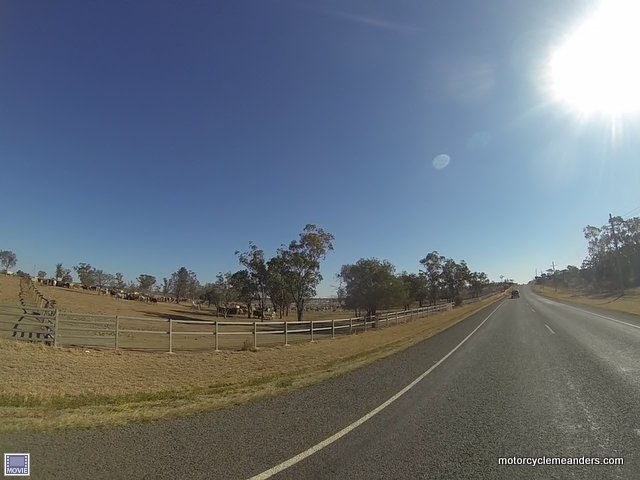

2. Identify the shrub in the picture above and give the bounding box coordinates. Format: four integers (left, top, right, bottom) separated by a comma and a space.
240, 339, 256, 352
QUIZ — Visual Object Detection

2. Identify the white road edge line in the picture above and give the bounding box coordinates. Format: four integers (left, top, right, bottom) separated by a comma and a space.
545, 323, 555, 334
248, 301, 506, 480
543, 297, 640, 331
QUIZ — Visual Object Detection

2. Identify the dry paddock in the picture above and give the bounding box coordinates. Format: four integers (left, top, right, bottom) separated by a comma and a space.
1, 275, 448, 351
21, 279, 347, 321
0, 275, 21, 304
0, 291, 507, 431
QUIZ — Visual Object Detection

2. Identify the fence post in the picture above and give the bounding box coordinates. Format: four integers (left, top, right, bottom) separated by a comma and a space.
115, 315, 119, 351
284, 321, 289, 346
332, 319, 335, 339
54, 310, 59, 347
169, 318, 173, 354
310, 320, 314, 342
395, 312, 399, 325
253, 321, 257, 350
349, 317, 353, 334
215, 321, 219, 352
364, 316, 367, 332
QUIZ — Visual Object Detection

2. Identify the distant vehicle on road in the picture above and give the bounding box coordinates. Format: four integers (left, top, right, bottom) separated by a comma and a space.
511, 289, 520, 299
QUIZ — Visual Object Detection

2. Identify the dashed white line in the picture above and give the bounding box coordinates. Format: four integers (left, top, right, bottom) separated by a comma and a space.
545, 324, 555, 334
248, 301, 506, 480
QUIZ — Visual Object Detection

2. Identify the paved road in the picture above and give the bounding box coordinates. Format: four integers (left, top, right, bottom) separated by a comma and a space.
2, 286, 639, 479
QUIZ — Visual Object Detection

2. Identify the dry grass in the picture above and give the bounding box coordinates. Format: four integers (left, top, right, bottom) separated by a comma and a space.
1, 275, 357, 348
532, 284, 640, 316
2, 276, 459, 350
0, 275, 21, 304
0, 291, 507, 432
28, 282, 357, 322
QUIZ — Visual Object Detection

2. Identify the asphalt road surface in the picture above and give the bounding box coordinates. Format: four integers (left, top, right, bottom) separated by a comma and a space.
2, 285, 639, 479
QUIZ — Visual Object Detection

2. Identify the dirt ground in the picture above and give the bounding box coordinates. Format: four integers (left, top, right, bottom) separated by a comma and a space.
0, 292, 506, 432
25, 280, 354, 322
0, 275, 21, 304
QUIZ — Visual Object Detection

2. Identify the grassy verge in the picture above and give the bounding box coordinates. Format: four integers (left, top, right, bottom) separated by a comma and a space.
0, 291, 506, 432
532, 284, 640, 316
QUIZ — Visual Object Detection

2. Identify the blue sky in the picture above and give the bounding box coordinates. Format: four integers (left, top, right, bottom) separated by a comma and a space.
2, 0, 639, 295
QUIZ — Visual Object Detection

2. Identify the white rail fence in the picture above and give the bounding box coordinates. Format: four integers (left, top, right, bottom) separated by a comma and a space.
0, 304, 56, 344
0, 291, 504, 352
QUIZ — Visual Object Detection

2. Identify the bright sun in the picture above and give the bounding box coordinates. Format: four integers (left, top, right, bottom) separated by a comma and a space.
550, 0, 640, 115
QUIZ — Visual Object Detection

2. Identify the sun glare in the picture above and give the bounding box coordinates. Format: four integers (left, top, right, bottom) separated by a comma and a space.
549, 0, 640, 116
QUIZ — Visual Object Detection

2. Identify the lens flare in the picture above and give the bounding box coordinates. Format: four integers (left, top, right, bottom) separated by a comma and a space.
433, 154, 450, 170
549, 0, 640, 115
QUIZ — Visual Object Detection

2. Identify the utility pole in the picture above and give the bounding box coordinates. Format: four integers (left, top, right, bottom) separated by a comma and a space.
552, 261, 557, 292
609, 213, 625, 296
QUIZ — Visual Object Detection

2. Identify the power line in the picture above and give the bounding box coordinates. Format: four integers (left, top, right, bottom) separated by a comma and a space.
621, 205, 640, 218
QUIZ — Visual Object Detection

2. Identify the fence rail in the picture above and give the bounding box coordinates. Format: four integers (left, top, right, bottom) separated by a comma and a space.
0, 292, 57, 344
0, 290, 505, 352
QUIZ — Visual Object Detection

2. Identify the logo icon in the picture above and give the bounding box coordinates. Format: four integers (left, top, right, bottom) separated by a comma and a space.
4, 454, 30, 477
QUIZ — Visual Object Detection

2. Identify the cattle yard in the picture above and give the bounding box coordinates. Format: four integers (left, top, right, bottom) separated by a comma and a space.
3, 275, 342, 321
0, 275, 460, 351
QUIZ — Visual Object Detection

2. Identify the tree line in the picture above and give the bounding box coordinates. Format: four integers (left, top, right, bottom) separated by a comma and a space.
338, 252, 492, 318
2, 226, 499, 322
537, 215, 640, 293
30, 225, 334, 322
